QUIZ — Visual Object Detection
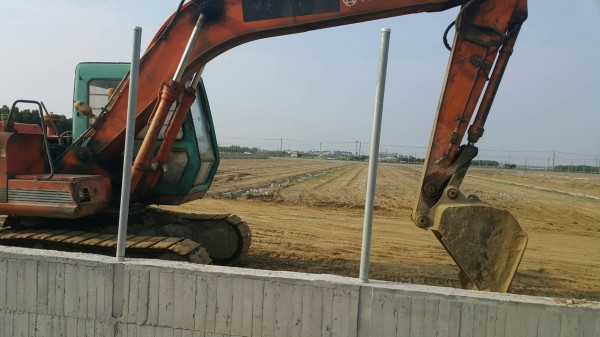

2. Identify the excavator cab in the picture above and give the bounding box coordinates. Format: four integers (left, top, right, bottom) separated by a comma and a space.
72, 62, 220, 206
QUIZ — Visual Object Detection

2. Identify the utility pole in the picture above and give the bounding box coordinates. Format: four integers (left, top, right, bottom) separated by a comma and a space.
547, 158, 550, 171
552, 150, 556, 169
359, 142, 362, 156
319, 142, 322, 153
524, 157, 527, 170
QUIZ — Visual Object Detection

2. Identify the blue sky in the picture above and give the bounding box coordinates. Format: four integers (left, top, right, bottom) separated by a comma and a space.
0, 1, 598, 165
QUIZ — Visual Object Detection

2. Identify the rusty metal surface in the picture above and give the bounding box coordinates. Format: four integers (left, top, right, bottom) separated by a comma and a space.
0, 174, 111, 218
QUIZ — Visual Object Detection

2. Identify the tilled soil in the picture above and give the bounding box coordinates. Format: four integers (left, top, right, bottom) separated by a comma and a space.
175, 158, 600, 300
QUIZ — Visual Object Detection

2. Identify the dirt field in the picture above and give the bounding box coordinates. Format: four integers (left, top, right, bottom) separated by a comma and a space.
173, 158, 600, 300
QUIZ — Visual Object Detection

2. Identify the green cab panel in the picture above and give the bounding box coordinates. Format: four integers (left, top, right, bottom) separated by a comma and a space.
72, 62, 130, 139
72, 62, 220, 205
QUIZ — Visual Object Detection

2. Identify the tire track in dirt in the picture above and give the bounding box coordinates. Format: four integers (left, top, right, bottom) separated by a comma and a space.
210, 160, 351, 195
346, 165, 367, 187
470, 175, 600, 200
312, 165, 358, 190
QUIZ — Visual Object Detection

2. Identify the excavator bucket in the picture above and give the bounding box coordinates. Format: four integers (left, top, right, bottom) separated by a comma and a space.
431, 198, 528, 292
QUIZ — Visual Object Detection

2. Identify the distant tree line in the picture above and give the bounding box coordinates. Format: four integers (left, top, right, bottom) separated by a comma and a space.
218, 145, 259, 154
554, 165, 598, 173
0, 105, 72, 134
471, 160, 499, 167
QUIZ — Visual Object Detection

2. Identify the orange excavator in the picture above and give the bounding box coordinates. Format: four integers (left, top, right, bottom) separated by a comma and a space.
0, 0, 528, 292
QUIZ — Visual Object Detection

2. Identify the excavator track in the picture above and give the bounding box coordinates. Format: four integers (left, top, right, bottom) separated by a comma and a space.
0, 229, 211, 263
0, 207, 252, 265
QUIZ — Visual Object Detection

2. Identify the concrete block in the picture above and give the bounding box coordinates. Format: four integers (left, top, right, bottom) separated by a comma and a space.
194, 276, 209, 332
472, 302, 489, 337
94, 266, 109, 321
13, 311, 29, 337
204, 276, 218, 333
0, 259, 7, 309
291, 284, 304, 337
533, 309, 560, 337
581, 311, 598, 337
181, 274, 197, 330
76, 318, 86, 336
114, 322, 126, 337
459, 301, 475, 337
356, 286, 372, 337
396, 296, 413, 337
559, 312, 584, 337
51, 315, 65, 337
215, 277, 233, 334
35, 313, 53, 336
37, 262, 50, 315
321, 287, 334, 337
127, 323, 137, 337
54, 263, 66, 317
251, 279, 264, 337
66, 316, 78, 337
4, 310, 14, 337
45, 263, 57, 316
300, 285, 313, 337
261, 280, 277, 337
120, 268, 134, 323
16, 259, 26, 312
136, 270, 151, 326
173, 273, 185, 329
78, 266, 90, 319
86, 268, 98, 320
0, 310, 4, 336
348, 286, 360, 337
275, 283, 294, 337
241, 279, 254, 337
64, 264, 79, 318
369, 291, 385, 336
411, 296, 428, 336
380, 292, 399, 337
147, 269, 161, 326
490, 303, 507, 337
229, 278, 244, 336
309, 286, 324, 337
23, 260, 38, 313
505, 304, 541, 337
6, 259, 18, 311
158, 272, 175, 327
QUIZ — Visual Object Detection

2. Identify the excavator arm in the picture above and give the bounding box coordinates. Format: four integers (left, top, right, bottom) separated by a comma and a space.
67, 0, 529, 292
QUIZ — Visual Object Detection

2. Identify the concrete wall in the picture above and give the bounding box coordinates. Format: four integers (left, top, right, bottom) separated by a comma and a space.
0, 246, 598, 337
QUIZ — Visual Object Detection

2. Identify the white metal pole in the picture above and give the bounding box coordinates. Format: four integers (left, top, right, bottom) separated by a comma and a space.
116, 26, 142, 262
359, 28, 391, 282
